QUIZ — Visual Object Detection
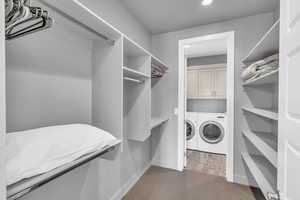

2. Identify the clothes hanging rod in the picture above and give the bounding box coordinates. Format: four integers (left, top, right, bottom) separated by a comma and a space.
40, 1, 115, 46
124, 77, 144, 84
7, 142, 120, 200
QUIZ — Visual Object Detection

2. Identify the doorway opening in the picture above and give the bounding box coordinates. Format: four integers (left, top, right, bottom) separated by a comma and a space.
178, 32, 235, 182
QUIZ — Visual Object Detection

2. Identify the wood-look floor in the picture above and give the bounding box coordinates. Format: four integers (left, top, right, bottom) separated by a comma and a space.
124, 166, 265, 200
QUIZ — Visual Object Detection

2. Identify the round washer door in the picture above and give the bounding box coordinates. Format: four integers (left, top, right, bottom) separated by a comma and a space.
199, 121, 224, 144
186, 120, 195, 141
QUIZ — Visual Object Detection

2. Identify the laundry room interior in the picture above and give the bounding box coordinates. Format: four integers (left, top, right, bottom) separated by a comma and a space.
185, 37, 228, 177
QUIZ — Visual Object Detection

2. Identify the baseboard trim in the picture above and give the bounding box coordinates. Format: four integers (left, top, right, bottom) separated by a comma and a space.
110, 163, 151, 200
151, 159, 178, 171
234, 175, 258, 188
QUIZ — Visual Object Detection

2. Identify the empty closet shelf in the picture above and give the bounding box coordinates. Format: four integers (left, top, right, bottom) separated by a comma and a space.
242, 153, 277, 200
243, 20, 279, 63
123, 66, 150, 80
242, 129, 277, 168
243, 70, 279, 86
151, 118, 169, 129
242, 107, 278, 121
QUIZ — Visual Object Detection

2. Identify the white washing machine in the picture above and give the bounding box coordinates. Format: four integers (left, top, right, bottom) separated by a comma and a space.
186, 112, 199, 151
197, 112, 227, 155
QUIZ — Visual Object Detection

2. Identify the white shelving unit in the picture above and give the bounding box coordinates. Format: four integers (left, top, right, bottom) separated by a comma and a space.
123, 37, 169, 142
242, 153, 277, 200
243, 20, 279, 63
241, 19, 280, 198
243, 70, 279, 86
243, 130, 277, 167
123, 67, 150, 79
242, 107, 278, 121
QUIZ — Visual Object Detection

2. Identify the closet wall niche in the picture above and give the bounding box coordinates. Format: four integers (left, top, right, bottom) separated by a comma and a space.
123, 37, 151, 141
6, 0, 123, 140
5, 0, 124, 199
3, 0, 170, 198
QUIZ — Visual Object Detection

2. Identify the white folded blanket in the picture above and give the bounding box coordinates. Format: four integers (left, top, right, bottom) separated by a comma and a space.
6, 124, 117, 185
241, 54, 279, 81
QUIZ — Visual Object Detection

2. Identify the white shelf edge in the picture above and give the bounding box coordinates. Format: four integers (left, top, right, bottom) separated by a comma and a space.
243, 129, 277, 168
243, 70, 279, 86
151, 118, 169, 129
123, 66, 150, 79
242, 20, 280, 63
7, 140, 122, 199
242, 107, 278, 121
242, 153, 277, 199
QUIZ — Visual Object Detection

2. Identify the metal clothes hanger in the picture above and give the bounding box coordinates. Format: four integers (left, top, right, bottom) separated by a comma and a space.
5, 0, 14, 17
6, 0, 21, 23
6, 15, 53, 40
5, 0, 53, 40
6, 2, 30, 32
7, 0, 26, 26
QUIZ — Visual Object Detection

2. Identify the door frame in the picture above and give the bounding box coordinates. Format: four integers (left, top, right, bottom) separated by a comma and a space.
177, 31, 235, 182
0, 0, 6, 197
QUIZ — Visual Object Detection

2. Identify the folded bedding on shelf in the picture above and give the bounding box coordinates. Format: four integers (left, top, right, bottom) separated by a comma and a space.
6, 124, 117, 185
241, 53, 279, 81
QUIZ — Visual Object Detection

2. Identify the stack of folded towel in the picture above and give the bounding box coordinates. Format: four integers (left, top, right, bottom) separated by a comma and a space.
241, 53, 279, 81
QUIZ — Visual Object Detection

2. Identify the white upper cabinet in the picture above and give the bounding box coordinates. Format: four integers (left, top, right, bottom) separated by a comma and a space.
187, 64, 226, 99
198, 69, 214, 98
214, 68, 226, 98
187, 70, 199, 98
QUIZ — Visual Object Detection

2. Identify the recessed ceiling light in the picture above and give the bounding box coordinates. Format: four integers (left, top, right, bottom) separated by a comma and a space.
202, 0, 213, 6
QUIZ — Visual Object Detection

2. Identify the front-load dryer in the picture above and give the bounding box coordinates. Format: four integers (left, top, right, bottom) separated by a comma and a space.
197, 113, 227, 155
186, 112, 199, 150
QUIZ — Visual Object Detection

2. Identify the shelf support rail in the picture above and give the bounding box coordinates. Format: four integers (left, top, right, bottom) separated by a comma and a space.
7, 146, 116, 200
40, 0, 115, 46
124, 77, 144, 84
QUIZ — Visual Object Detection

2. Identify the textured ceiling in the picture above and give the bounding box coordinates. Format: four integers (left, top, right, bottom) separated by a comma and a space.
121, 0, 279, 34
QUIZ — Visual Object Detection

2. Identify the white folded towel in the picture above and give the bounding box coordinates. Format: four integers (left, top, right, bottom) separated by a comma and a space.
241, 53, 279, 81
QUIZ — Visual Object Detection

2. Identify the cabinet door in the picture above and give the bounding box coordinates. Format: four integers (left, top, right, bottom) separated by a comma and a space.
187, 70, 198, 98
197, 69, 214, 98
214, 68, 226, 99
278, 1, 300, 199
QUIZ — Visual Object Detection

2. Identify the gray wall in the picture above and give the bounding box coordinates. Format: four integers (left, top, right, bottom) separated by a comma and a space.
6, 25, 93, 132
151, 12, 275, 185
82, 0, 152, 51
187, 54, 227, 113
187, 54, 227, 66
